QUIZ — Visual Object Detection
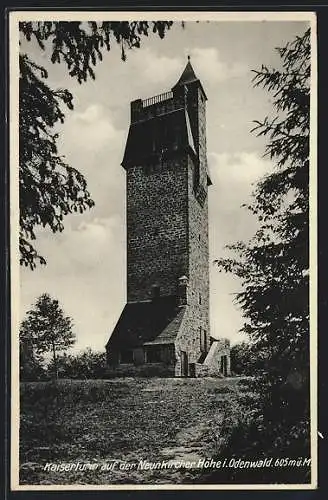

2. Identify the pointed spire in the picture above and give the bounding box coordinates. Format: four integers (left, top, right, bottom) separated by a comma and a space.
173, 56, 198, 88
172, 56, 207, 100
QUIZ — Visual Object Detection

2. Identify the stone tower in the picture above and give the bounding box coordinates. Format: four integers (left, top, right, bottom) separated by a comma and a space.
106, 59, 230, 377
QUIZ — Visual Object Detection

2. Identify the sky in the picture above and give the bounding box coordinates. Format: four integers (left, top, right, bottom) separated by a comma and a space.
18, 17, 309, 352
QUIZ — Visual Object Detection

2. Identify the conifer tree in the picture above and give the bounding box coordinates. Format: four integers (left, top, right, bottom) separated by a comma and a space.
216, 28, 311, 453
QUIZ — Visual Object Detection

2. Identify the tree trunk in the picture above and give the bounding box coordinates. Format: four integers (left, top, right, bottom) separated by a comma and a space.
52, 341, 58, 380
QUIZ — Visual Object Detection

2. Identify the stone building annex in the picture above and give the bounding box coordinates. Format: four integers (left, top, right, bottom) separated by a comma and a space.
106, 58, 231, 377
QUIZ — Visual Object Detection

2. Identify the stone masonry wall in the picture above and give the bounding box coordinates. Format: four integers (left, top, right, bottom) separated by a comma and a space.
174, 86, 210, 375
110, 74, 212, 378
174, 157, 210, 374
215, 339, 231, 376
126, 156, 189, 302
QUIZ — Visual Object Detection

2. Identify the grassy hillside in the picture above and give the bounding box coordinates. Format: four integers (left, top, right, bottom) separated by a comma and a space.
19, 377, 252, 485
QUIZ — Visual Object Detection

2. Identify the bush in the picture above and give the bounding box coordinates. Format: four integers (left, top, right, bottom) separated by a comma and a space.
47, 348, 107, 379
231, 342, 270, 376
199, 377, 311, 484
20, 348, 46, 382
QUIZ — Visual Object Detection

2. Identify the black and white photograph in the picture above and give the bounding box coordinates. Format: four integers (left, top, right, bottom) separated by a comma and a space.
10, 11, 317, 489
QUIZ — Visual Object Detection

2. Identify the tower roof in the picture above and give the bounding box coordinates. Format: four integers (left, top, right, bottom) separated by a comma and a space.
175, 60, 198, 86
172, 57, 207, 100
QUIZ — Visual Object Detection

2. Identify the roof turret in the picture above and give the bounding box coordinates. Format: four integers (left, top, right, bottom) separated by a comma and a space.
172, 56, 207, 99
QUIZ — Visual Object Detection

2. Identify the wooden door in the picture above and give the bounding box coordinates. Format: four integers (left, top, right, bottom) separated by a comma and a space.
220, 356, 228, 377
181, 351, 188, 377
221, 355, 227, 376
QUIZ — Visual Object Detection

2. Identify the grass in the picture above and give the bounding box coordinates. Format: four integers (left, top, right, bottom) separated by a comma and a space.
19, 376, 252, 485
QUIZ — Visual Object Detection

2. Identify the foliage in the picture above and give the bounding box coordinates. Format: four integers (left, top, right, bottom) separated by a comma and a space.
19, 21, 173, 269
230, 341, 270, 376
47, 348, 107, 379
230, 342, 252, 375
20, 293, 76, 379
216, 28, 310, 393
214, 28, 311, 467
200, 385, 311, 484
19, 338, 45, 381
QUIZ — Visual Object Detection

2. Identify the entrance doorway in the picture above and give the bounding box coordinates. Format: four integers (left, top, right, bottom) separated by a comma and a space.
189, 363, 196, 378
220, 355, 228, 376
181, 351, 188, 377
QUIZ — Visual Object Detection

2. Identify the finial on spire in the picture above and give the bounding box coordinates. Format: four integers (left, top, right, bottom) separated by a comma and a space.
172, 54, 208, 100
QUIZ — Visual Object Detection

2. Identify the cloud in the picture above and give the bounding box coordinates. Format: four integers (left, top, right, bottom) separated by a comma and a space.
18, 20, 311, 353
207, 152, 273, 342
54, 100, 126, 225
127, 46, 247, 93
37, 215, 122, 271
209, 151, 274, 204
61, 103, 125, 153
19, 214, 126, 352
131, 48, 182, 86
188, 47, 248, 84
208, 151, 274, 266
